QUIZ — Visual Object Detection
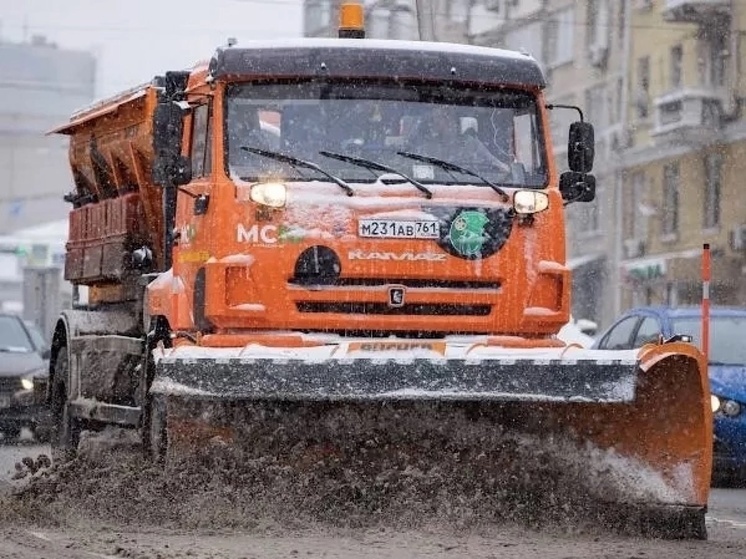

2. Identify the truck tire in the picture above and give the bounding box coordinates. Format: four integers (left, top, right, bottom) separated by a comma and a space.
50, 344, 81, 463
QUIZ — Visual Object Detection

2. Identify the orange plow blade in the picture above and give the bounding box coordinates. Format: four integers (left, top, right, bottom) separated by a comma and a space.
149, 338, 712, 538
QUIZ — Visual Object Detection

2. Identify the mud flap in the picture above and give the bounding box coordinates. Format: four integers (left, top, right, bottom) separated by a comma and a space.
149, 341, 712, 538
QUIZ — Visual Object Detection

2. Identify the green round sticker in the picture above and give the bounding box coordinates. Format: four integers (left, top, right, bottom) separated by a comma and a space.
447, 210, 489, 257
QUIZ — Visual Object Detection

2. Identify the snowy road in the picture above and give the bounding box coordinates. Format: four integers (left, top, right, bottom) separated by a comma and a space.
1, 439, 746, 558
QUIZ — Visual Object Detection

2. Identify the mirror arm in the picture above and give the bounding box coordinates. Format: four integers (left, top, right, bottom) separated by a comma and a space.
546, 103, 585, 122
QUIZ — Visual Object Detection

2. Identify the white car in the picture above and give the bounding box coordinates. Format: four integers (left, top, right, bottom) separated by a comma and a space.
557, 316, 597, 348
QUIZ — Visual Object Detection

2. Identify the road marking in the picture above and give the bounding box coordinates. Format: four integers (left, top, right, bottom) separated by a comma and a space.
27, 530, 53, 541
707, 516, 746, 530
24, 530, 122, 558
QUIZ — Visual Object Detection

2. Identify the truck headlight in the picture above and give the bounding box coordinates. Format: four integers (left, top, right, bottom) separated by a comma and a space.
250, 182, 287, 208
711, 394, 721, 413
21, 378, 34, 390
513, 190, 549, 215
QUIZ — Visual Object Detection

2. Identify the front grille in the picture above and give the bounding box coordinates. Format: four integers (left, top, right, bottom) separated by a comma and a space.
0, 377, 21, 395
290, 277, 500, 290
296, 302, 492, 316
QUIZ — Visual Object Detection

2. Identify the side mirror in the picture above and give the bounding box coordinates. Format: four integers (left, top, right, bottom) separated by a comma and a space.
568, 121, 595, 173
170, 154, 193, 186
41, 348, 51, 360
152, 100, 190, 187
559, 171, 596, 203
152, 153, 192, 187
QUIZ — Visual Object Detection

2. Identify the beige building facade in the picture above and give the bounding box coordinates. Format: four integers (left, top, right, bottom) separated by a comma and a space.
619, 0, 746, 310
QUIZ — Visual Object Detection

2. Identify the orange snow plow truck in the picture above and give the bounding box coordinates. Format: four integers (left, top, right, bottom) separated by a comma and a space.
48, 4, 712, 538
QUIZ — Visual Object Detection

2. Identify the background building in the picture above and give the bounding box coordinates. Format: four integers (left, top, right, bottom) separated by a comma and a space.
302, 0, 746, 330
619, 0, 745, 311
463, 0, 627, 328
0, 32, 96, 234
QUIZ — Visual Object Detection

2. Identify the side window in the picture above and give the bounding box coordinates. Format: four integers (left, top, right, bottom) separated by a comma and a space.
598, 316, 639, 350
633, 317, 661, 347
513, 112, 537, 169
190, 103, 213, 178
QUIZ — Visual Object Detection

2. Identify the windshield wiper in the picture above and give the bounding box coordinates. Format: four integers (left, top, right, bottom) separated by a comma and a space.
396, 151, 509, 202
241, 146, 354, 196
319, 150, 433, 199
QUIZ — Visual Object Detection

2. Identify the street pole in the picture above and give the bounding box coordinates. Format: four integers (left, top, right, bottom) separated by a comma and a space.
414, 0, 436, 41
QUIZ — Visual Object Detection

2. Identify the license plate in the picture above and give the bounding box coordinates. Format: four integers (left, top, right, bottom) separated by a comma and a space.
0, 395, 10, 409
358, 219, 440, 239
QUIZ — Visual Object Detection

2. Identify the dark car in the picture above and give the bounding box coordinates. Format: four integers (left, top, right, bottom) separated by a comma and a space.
592, 306, 746, 486
0, 313, 51, 443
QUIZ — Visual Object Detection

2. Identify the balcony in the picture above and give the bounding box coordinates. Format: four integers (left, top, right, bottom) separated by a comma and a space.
650, 88, 726, 145
662, 0, 730, 24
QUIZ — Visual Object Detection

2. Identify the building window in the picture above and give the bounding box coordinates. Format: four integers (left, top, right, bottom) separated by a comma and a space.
585, 84, 608, 132
304, 0, 332, 34
548, 7, 574, 67
703, 152, 722, 229
709, 33, 727, 87
662, 162, 679, 235
623, 171, 646, 241
504, 21, 544, 64
670, 44, 683, 89
636, 56, 650, 119
578, 183, 602, 234
549, 94, 575, 151
618, 0, 626, 49
586, 0, 610, 50
666, 282, 679, 307
448, 0, 470, 22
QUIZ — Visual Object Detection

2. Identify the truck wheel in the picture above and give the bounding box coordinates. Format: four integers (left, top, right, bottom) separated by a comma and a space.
50, 345, 81, 463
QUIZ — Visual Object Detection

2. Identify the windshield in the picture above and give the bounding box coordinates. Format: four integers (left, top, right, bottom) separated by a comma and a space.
671, 316, 746, 366
224, 80, 547, 188
0, 315, 34, 353
24, 320, 48, 352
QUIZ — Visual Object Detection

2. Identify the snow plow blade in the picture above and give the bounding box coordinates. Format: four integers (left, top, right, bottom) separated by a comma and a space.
150, 338, 712, 538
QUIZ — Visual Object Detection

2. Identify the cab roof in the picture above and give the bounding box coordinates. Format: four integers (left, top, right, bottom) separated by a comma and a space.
207, 38, 546, 89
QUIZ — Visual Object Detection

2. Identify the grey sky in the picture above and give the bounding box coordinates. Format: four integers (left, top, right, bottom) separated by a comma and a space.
0, 0, 303, 98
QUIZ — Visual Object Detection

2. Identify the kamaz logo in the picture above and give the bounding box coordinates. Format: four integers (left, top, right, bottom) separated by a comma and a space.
347, 250, 447, 262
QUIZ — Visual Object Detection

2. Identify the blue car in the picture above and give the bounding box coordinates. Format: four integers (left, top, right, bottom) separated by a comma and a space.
592, 306, 746, 486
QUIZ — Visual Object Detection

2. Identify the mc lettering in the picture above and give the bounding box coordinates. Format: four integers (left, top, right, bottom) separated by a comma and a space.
237, 224, 278, 244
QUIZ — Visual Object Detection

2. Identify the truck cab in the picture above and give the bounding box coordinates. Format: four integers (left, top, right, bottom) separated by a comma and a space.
148, 38, 597, 341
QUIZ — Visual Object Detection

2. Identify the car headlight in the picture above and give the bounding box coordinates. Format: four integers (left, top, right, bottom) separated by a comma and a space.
513, 190, 549, 215
21, 378, 34, 390
250, 182, 287, 208
722, 399, 742, 418
711, 394, 721, 413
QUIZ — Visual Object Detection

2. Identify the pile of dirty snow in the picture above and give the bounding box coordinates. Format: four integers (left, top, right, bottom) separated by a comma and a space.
1, 407, 696, 540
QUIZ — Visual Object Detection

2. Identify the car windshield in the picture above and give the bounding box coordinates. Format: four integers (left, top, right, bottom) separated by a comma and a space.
224, 80, 548, 188
24, 320, 48, 353
671, 316, 746, 366
0, 315, 34, 353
